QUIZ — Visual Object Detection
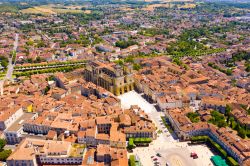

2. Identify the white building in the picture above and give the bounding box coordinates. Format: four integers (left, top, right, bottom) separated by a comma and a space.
0, 107, 24, 130
4, 112, 37, 144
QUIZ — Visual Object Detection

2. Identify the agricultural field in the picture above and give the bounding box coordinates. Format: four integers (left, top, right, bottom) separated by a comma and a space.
178, 3, 196, 8
21, 5, 90, 15
21, 6, 56, 15
120, 2, 196, 11
0, 5, 19, 13
142, 4, 173, 11
142, 2, 196, 11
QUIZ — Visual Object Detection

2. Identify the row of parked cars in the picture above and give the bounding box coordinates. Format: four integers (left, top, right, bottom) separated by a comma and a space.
151, 153, 170, 166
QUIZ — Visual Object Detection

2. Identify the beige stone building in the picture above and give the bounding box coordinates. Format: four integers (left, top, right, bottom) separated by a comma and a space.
84, 61, 134, 96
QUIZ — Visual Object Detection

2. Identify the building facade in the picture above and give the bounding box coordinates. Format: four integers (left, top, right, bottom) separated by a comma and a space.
84, 61, 134, 96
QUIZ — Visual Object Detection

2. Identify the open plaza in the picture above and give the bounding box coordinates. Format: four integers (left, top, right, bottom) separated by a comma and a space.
118, 91, 215, 166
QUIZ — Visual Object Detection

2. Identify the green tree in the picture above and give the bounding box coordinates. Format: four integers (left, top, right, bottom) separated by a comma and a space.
133, 63, 141, 71
238, 128, 246, 139
124, 56, 134, 63
225, 105, 232, 116
27, 58, 33, 63
129, 155, 136, 166
218, 120, 227, 128
37, 40, 46, 48
114, 60, 124, 66
35, 56, 41, 63
0, 139, 6, 150
26, 40, 34, 46
187, 112, 200, 123
208, 110, 227, 127
0, 56, 8, 68
0, 149, 12, 161
115, 40, 138, 49
127, 138, 136, 150
226, 69, 232, 75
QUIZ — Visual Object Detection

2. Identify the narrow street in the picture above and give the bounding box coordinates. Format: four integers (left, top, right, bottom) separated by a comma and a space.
6, 33, 19, 80
0, 34, 18, 95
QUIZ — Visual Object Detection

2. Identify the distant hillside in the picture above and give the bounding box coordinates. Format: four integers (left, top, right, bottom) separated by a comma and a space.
198, 0, 250, 9
199, 0, 250, 3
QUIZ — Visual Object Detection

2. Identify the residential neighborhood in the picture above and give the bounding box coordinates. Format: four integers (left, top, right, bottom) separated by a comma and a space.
0, 0, 249, 166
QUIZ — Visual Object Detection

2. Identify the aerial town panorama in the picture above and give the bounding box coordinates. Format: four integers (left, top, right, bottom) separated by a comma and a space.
0, 0, 249, 166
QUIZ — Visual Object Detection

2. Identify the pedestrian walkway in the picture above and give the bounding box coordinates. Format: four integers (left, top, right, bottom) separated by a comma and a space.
119, 91, 215, 166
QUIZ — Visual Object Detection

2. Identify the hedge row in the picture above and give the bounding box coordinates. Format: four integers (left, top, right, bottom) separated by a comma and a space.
128, 138, 136, 150
127, 137, 152, 150
11, 51, 16, 65
129, 155, 136, 166
14, 60, 86, 69
161, 116, 174, 134
191, 136, 239, 166
14, 65, 83, 77
133, 137, 152, 144
227, 157, 239, 166
190, 135, 209, 142
207, 138, 227, 158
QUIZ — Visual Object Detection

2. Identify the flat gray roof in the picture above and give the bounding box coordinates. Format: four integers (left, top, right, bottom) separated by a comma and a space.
6, 112, 36, 132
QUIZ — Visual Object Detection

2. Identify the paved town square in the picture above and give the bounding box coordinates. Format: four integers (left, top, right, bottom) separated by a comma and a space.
119, 91, 214, 166
0, 1, 249, 165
